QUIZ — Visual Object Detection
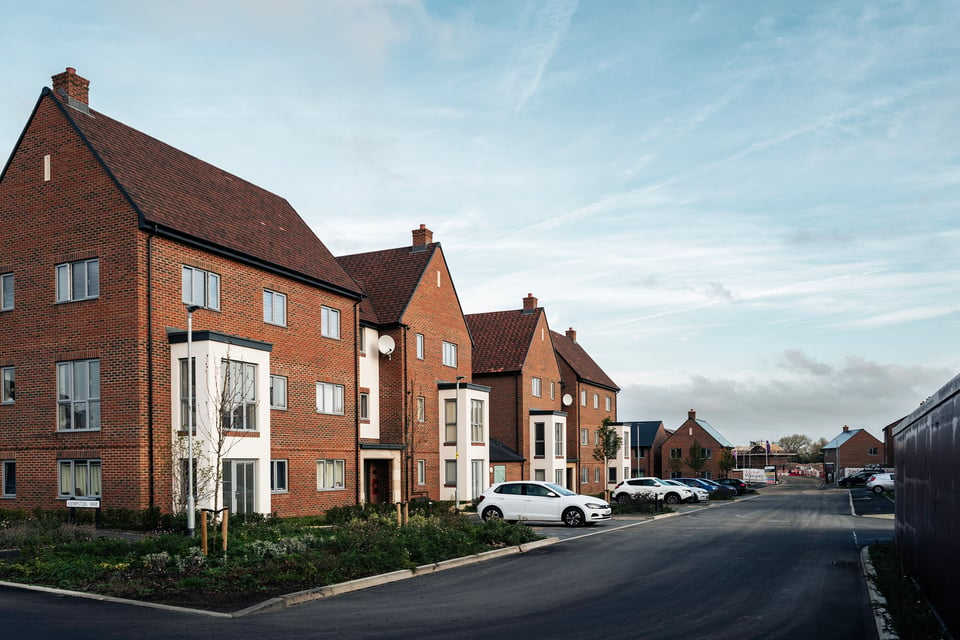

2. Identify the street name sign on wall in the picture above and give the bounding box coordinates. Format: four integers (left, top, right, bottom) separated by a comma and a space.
66, 500, 100, 508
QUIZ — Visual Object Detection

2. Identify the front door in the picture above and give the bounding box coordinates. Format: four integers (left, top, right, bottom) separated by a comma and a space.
223, 460, 255, 515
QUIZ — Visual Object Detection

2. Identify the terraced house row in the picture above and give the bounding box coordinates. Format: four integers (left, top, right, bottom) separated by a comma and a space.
0, 69, 621, 518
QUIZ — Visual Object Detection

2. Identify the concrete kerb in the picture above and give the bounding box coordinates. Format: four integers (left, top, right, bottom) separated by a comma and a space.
860, 546, 899, 640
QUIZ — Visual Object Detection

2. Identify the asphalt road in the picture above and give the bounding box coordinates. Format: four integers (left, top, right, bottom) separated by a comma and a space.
0, 477, 893, 640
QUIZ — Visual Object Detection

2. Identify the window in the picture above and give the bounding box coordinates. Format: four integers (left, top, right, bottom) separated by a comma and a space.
605, 396, 611, 412
638, 448, 646, 458
593, 393, 599, 409
59, 459, 101, 498
417, 396, 425, 422
580, 428, 588, 446
359, 392, 369, 420
554, 423, 564, 457
179, 358, 196, 430
534, 469, 545, 481
623, 432, 630, 458
263, 290, 287, 326
471, 399, 484, 442
580, 390, 587, 406
702, 471, 713, 479
670, 448, 682, 459
270, 460, 288, 493
580, 467, 588, 484
1, 367, 13, 404
359, 329, 366, 354
703, 448, 712, 459
221, 360, 257, 431
532, 377, 542, 397
270, 375, 287, 410
1, 273, 12, 311
321, 306, 340, 339
2, 460, 14, 497
550, 382, 555, 400
442, 341, 457, 367
534, 422, 545, 458
57, 359, 100, 431
608, 466, 617, 483
316, 382, 344, 415
444, 459, 457, 486
417, 460, 426, 485
868, 447, 878, 456
56, 258, 99, 303
416, 333, 424, 360
181, 265, 219, 310
444, 399, 457, 443
317, 459, 345, 490
594, 468, 600, 483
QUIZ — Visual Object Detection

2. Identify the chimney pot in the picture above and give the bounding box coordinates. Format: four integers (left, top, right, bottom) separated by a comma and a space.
688, 409, 696, 420
522, 293, 538, 312
51, 67, 90, 106
412, 224, 433, 247
842, 425, 849, 432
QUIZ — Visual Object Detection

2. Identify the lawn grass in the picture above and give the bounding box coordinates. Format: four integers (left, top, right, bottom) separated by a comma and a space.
868, 543, 948, 640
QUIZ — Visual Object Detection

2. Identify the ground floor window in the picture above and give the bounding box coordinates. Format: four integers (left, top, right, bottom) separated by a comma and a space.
271, 459, 288, 493
534, 469, 545, 481
59, 459, 101, 499
317, 459, 344, 490
417, 460, 426, 485
2, 460, 14, 497
580, 467, 588, 484
444, 459, 456, 486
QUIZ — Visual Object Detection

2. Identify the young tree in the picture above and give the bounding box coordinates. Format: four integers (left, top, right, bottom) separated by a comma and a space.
684, 440, 707, 478
718, 447, 736, 476
592, 417, 622, 501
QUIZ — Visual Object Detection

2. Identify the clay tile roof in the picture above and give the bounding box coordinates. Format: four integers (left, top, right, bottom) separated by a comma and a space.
336, 244, 438, 325
550, 330, 619, 392
465, 309, 543, 374
51, 91, 360, 297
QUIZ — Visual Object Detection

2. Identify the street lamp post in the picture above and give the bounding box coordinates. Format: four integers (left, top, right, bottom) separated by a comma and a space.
186, 305, 200, 537
455, 376, 465, 511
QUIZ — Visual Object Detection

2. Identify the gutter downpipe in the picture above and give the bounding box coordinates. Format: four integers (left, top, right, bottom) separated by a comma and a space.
354, 299, 361, 506
146, 230, 155, 509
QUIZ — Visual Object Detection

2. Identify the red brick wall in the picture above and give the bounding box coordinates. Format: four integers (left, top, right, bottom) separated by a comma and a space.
660, 418, 727, 480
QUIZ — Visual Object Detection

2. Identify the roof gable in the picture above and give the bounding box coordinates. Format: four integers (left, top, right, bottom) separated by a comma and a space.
45, 89, 360, 298
466, 309, 543, 374
622, 421, 666, 447
550, 330, 619, 392
337, 243, 439, 325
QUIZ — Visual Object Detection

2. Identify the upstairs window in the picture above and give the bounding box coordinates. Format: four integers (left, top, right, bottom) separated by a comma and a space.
1, 367, 13, 404
270, 375, 287, 410
57, 359, 100, 431
444, 399, 457, 443
471, 399, 484, 442
57, 259, 99, 302
220, 360, 257, 431
580, 390, 587, 406
554, 422, 564, 457
442, 341, 457, 367
416, 333, 425, 360
321, 306, 340, 339
263, 290, 287, 326
1, 273, 13, 310
359, 392, 370, 420
417, 396, 426, 422
182, 265, 219, 310
534, 422, 545, 458
670, 448, 682, 459
532, 377, 542, 397
605, 396, 611, 412
316, 382, 344, 415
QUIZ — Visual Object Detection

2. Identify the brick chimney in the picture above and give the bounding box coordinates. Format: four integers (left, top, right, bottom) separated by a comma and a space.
412, 224, 433, 247
522, 293, 538, 313
842, 425, 849, 432
688, 409, 696, 420
565, 327, 576, 343
51, 67, 90, 105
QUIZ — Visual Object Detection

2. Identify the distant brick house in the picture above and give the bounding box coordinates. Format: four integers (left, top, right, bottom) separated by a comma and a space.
661, 410, 734, 480
551, 328, 620, 495
617, 421, 670, 478
337, 225, 489, 504
0, 68, 364, 517
822, 425, 885, 479
466, 294, 564, 487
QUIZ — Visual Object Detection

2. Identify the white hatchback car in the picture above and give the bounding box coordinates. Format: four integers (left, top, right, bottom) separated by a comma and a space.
477, 481, 611, 527
866, 472, 895, 494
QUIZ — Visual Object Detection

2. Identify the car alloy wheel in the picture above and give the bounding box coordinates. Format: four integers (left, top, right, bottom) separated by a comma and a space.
562, 507, 585, 527
617, 493, 632, 505
665, 493, 680, 505
873, 486, 885, 494
482, 506, 504, 521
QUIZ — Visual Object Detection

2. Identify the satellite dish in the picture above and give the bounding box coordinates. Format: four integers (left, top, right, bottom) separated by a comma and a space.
377, 335, 395, 356
562, 393, 573, 407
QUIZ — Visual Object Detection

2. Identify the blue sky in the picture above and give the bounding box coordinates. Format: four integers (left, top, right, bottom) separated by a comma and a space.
2, 1, 957, 445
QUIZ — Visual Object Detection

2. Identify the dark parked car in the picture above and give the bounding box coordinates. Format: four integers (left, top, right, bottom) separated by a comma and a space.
715, 478, 750, 494
674, 477, 737, 498
838, 469, 887, 487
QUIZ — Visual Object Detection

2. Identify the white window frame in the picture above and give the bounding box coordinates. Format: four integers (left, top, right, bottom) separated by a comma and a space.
442, 341, 457, 367
605, 396, 611, 412
57, 359, 100, 431
554, 422, 564, 457
179, 358, 196, 431
316, 382, 345, 415
416, 333, 424, 360
580, 390, 587, 406
595, 467, 600, 483
270, 375, 287, 410
580, 428, 588, 446
1, 366, 13, 404
57, 258, 99, 303
417, 396, 425, 422
359, 392, 370, 420
593, 393, 599, 409
534, 469, 545, 481
263, 289, 287, 326
532, 377, 542, 397
444, 399, 457, 443
444, 459, 457, 486
555, 469, 564, 486
321, 306, 341, 339
1, 272, 13, 311
317, 459, 345, 490
2, 460, 14, 497
181, 265, 219, 310
550, 381, 555, 400
58, 459, 101, 499
270, 459, 288, 493
471, 399, 484, 442
580, 467, 588, 484
417, 459, 426, 486
220, 359, 257, 431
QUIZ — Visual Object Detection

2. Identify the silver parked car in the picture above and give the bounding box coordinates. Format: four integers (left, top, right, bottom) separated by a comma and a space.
866, 472, 894, 494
